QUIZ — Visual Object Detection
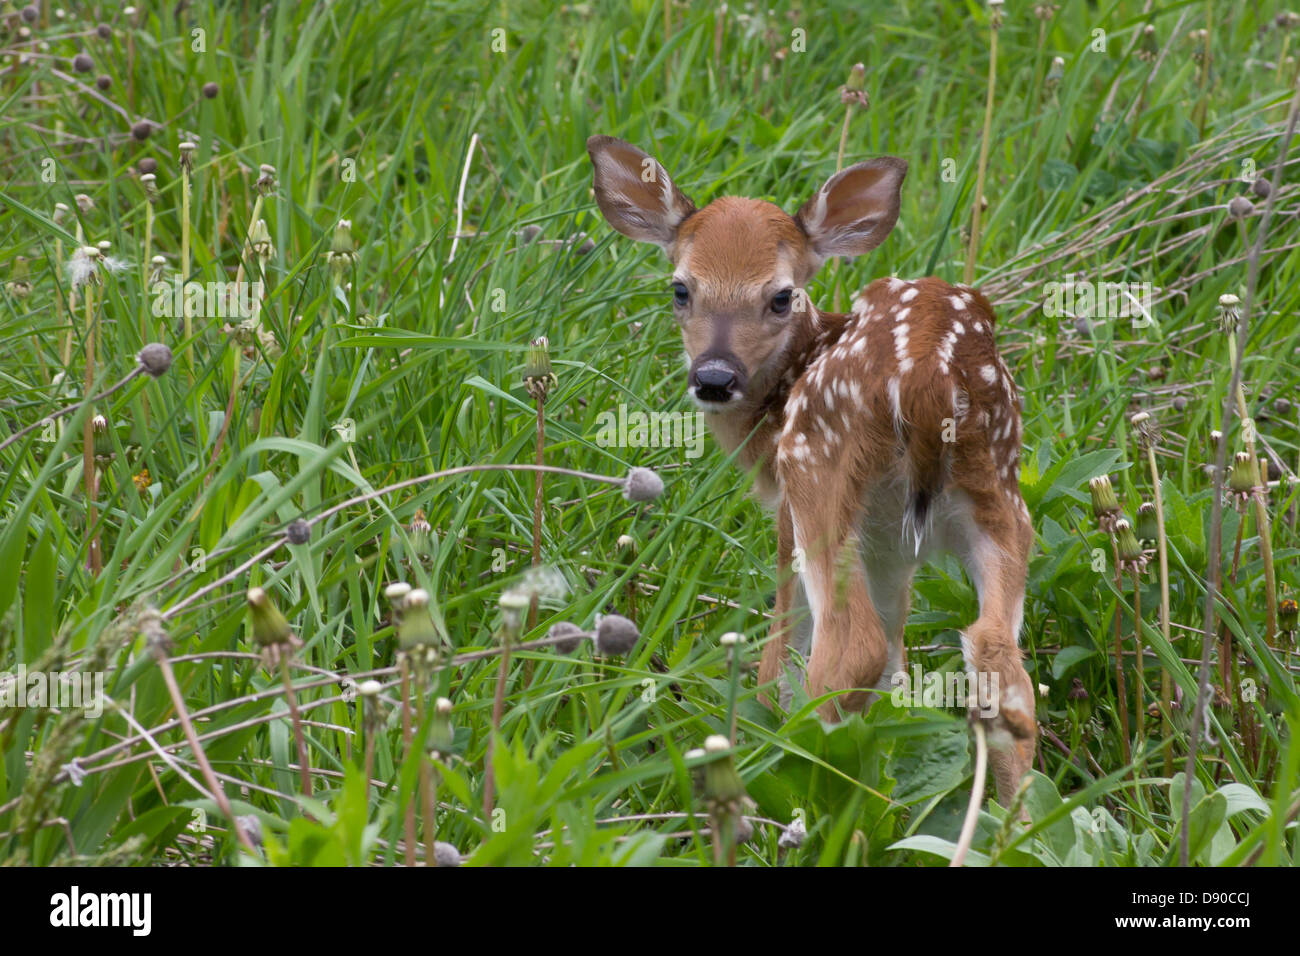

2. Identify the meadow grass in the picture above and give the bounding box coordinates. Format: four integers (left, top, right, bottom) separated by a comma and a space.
1, 0, 1299, 866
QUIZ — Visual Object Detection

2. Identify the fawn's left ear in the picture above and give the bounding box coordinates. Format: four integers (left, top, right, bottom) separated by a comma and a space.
586, 135, 696, 253
795, 157, 907, 266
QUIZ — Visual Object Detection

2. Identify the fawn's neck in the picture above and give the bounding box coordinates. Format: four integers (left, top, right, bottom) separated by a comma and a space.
702, 305, 852, 506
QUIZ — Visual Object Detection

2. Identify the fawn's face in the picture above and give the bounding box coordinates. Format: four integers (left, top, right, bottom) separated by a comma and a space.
586, 136, 907, 409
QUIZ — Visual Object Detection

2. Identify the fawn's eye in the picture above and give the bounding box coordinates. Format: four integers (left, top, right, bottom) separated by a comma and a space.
672, 282, 689, 307
770, 288, 793, 315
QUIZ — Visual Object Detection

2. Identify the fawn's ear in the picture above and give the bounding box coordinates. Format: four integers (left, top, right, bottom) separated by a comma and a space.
586, 135, 696, 252
795, 157, 907, 265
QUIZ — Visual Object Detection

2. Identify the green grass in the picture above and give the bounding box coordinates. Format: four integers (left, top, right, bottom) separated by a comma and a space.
1, 0, 1299, 866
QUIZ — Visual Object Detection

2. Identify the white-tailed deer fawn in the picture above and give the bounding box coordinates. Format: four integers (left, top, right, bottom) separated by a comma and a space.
586, 136, 1036, 803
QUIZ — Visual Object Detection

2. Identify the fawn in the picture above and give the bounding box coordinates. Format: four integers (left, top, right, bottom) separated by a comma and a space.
586, 136, 1037, 802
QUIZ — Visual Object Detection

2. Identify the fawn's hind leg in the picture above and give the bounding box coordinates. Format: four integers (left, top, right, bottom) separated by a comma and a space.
952, 486, 1037, 805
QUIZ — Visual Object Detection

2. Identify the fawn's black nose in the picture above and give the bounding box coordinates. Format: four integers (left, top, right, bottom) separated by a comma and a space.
690, 360, 740, 403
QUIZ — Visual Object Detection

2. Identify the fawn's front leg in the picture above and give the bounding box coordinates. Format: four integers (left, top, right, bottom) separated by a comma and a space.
758, 499, 801, 709
775, 451, 889, 721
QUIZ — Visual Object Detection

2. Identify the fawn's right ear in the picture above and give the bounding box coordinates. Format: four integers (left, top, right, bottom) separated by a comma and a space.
586, 135, 695, 252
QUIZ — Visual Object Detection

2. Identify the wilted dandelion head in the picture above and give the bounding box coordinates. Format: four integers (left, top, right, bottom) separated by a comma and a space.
623, 467, 664, 502
593, 613, 640, 656
1130, 411, 1160, 450
256, 163, 277, 195
1227, 196, 1254, 220
1217, 293, 1241, 334
1088, 475, 1120, 533
1226, 451, 1264, 512
546, 621, 586, 655
1114, 519, 1149, 576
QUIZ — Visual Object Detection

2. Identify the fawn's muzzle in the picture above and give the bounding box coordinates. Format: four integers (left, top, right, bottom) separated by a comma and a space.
689, 356, 745, 404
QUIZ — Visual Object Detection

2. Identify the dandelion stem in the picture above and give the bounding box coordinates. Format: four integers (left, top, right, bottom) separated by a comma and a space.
279, 654, 312, 798
964, 8, 1000, 285
483, 630, 511, 819
1111, 539, 1132, 766
155, 654, 259, 855
1144, 444, 1175, 777
950, 721, 988, 868
82, 282, 100, 576
400, 655, 416, 866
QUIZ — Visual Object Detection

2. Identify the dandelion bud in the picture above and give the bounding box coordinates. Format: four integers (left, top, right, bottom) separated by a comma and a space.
140, 172, 158, 203
428, 697, 455, 757
256, 163, 277, 195
326, 219, 358, 281
247, 219, 273, 266
1136, 501, 1158, 544
701, 735, 747, 804
408, 508, 434, 557
498, 589, 530, 637
594, 613, 640, 656
615, 534, 637, 557
1226, 451, 1262, 511
360, 680, 386, 733
92, 413, 114, 461
5, 256, 31, 299
1045, 56, 1065, 89
840, 62, 869, 109
178, 140, 197, 172
1114, 519, 1147, 575
623, 467, 664, 502
1136, 23, 1157, 61
523, 336, 556, 401
53, 202, 70, 226
1279, 598, 1297, 638
75, 193, 94, 214
397, 588, 440, 650
547, 621, 586, 654
1088, 475, 1120, 532
385, 582, 412, 621
246, 587, 294, 647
